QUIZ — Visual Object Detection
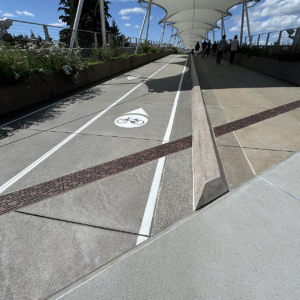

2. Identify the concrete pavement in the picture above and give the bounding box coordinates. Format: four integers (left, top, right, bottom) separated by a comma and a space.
1, 52, 300, 299
194, 53, 300, 190
50, 149, 300, 300
0, 55, 194, 300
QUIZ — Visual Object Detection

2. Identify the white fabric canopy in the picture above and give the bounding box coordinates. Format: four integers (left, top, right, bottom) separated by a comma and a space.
138, 0, 249, 47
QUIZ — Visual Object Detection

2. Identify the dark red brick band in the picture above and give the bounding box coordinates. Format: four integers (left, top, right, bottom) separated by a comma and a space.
1, 99, 300, 215
0, 136, 192, 215
214, 99, 300, 137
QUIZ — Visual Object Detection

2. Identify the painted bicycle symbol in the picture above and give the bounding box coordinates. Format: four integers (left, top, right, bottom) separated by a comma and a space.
117, 117, 145, 125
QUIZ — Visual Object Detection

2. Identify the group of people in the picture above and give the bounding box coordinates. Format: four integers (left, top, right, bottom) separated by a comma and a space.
192, 35, 239, 65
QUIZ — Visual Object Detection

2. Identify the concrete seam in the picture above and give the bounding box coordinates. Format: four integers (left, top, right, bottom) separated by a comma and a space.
259, 177, 300, 203
217, 144, 295, 153
15, 211, 148, 237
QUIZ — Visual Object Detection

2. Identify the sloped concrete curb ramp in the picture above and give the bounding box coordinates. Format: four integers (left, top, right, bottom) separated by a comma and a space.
191, 54, 228, 210
49, 150, 300, 300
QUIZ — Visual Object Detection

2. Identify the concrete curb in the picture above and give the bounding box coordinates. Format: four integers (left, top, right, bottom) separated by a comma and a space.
190, 54, 228, 210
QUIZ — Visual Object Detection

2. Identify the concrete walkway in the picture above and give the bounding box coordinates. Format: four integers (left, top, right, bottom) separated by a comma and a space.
194, 54, 300, 190
50, 149, 300, 300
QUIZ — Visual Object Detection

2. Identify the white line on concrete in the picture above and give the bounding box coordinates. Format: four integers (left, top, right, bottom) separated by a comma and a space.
136, 57, 188, 245
233, 131, 256, 175
0, 56, 179, 195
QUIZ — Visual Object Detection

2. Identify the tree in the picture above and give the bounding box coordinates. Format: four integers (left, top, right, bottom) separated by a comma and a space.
109, 19, 121, 47
58, 0, 112, 32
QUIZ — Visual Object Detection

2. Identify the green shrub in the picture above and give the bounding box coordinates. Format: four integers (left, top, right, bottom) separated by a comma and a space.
0, 40, 83, 86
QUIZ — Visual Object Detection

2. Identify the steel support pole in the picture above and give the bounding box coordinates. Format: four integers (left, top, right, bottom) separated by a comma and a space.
245, 0, 252, 48
69, 0, 85, 52
43, 25, 50, 42
135, 1, 151, 53
240, 0, 245, 46
172, 36, 177, 47
145, 0, 152, 40
257, 34, 260, 47
213, 29, 215, 43
221, 13, 224, 38
167, 26, 173, 48
94, 32, 97, 48
99, 0, 106, 49
277, 31, 282, 45
266, 32, 270, 47
158, 27, 164, 45
160, 22, 166, 47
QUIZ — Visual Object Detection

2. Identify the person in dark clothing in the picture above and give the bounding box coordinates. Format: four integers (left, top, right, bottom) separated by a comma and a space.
202, 40, 207, 58
216, 35, 227, 64
212, 41, 217, 57
206, 40, 211, 57
194, 41, 200, 57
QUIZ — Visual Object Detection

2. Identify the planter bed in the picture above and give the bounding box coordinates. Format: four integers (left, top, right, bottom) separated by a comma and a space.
223, 52, 300, 86
0, 51, 172, 116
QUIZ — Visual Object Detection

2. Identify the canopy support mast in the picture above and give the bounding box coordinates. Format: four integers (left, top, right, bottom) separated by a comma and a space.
135, 0, 152, 54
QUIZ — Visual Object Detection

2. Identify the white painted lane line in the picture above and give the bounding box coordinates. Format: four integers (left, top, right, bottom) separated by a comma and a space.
0, 56, 179, 195
136, 57, 188, 245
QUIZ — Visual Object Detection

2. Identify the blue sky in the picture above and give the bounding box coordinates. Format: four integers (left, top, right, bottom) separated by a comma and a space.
1, 0, 300, 46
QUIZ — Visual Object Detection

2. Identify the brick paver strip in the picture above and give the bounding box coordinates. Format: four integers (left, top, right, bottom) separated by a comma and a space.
214, 99, 300, 137
0, 136, 192, 215
1, 100, 300, 215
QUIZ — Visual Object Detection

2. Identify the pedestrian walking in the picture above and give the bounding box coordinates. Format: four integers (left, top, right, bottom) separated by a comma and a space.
195, 41, 200, 57
202, 40, 207, 58
212, 41, 217, 57
230, 35, 239, 64
206, 40, 211, 57
216, 35, 227, 65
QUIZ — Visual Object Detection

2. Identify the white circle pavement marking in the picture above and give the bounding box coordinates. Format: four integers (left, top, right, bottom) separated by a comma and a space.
115, 114, 148, 128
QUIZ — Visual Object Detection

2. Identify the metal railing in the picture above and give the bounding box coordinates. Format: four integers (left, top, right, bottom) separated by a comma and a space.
1, 19, 174, 52
243, 27, 300, 48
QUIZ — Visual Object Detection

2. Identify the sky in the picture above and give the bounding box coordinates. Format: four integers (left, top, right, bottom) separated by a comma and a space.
1, 0, 300, 46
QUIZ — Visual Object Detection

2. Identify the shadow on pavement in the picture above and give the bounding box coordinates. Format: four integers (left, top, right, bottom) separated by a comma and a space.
0, 87, 102, 141
194, 56, 297, 90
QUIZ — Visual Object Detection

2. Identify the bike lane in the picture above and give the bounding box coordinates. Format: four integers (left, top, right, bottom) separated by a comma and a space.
0, 55, 192, 300
0, 55, 180, 194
